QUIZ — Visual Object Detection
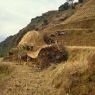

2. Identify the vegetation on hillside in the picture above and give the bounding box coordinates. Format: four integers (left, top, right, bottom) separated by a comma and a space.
52, 48, 95, 95
0, 47, 95, 95
79, 0, 84, 3
59, 2, 69, 11
0, 0, 95, 95
0, 0, 79, 57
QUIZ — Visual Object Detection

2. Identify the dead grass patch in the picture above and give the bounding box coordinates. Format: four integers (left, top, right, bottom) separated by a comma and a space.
0, 63, 14, 79
51, 49, 95, 95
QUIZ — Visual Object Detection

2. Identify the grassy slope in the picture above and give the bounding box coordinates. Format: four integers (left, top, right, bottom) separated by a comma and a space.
0, 47, 95, 95
51, 47, 95, 95
0, 4, 76, 57
42, 0, 95, 46
0, 1, 95, 95
0, 59, 14, 95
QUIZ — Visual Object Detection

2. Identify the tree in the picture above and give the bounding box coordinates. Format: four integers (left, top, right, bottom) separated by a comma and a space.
59, 2, 69, 11
79, 0, 83, 3
67, 0, 74, 8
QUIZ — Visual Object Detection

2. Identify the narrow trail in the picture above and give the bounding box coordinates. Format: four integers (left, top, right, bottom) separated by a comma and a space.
65, 46, 95, 49
0, 63, 56, 95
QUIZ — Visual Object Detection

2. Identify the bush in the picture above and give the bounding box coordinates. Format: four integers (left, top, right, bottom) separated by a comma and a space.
59, 2, 69, 11
79, 0, 84, 3
8, 48, 19, 55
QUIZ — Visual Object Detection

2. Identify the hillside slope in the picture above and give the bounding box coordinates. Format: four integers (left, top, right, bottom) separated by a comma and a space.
0, 46, 95, 95
63, 0, 95, 29
0, 0, 95, 56
0, 9, 74, 56
43, 0, 95, 46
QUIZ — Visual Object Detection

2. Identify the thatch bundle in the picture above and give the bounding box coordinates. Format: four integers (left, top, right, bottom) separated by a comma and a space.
18, 30, 45, 50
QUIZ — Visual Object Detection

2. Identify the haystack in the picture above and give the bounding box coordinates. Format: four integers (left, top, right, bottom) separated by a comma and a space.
18, 30, 45, 50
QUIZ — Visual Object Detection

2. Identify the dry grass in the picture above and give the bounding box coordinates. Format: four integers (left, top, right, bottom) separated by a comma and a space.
0, 63, 13, 79
0, 0, 95, 94
0, 48, 95, 95
42, 28, 95, 46
63, 0, 95, 26
41, 0, 95, 46
0, 61, 15, 95
18, 30, 45, 50
51, 48, 95, 95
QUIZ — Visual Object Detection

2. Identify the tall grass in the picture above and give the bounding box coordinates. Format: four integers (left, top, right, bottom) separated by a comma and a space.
0, 63, 13, 79
51, 48, 95, 95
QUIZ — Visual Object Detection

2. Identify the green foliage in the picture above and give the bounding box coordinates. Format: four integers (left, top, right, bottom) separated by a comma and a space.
9, 48, 19, 54
0, 47, 11, 57
59, 2, 69, 11
79, 0, 84, 3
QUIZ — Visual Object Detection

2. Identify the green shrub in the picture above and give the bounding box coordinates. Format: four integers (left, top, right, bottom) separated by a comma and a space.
59, 2, 69, 11
79, 0, 84, 3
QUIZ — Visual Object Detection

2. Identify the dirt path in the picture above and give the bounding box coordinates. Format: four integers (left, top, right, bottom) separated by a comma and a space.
0, 63, 56, 95
65, 46, 95, 49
